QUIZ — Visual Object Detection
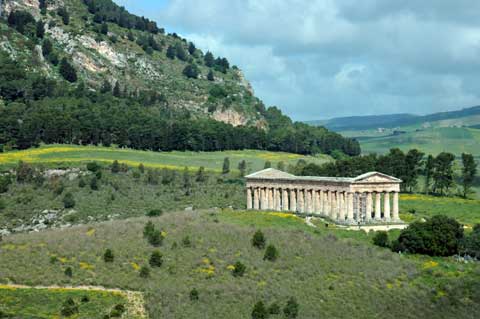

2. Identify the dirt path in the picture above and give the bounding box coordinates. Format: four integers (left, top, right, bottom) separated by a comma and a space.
0, 284, 147, 318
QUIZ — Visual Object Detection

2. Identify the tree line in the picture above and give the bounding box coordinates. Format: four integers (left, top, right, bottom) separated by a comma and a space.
291, 148, 477, 198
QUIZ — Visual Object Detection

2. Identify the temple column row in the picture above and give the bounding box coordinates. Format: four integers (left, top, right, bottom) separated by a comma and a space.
246, 187, 400, 224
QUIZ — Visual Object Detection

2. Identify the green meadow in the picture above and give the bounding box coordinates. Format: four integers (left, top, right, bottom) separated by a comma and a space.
0, 144, 332, 172
0, 286, 136, 318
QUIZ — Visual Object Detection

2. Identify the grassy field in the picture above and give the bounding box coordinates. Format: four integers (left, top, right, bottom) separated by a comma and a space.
0, 210, 478, 319
342, 126, 480, 157
0, 145, 332, 173
0, 285, 140, 318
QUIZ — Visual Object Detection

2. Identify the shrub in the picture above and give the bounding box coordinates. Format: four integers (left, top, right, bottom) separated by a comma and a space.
62, 192, 75, 209
0, 199, 5, 211
146, 209, 163, 217
252, 230, 266, 249
64, 267, 73, 277
182, 236, 192, 247
86, 162, 101, 172
0, 175, 12, 193
283, 297, 299, 318
149, 251, 163, 267
111, 160, 120, 173
268, 302, 281, 315
104, 249, 114, 262
143, 221, 155, 238
392, 215, 464, 256
148, 230, 164, 247
139, 266, 150, 278
60, 298, 78, 316
59, 58, 77, 82
232, 261, 246, 277
138, 163, 145, 173
78, 178, 86, 188
81, 295, 90, 303
372, 231, 389, 248
251, 301, 268, 319
264, 245, 279, 261
109, 304, 125, 317
16, 161, 34, 183
190, 288, 199, 301
90, 177, 99, 190
461, 224, 480, 258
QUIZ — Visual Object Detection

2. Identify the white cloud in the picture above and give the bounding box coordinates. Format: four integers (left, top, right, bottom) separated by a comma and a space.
120, 0, 480, 120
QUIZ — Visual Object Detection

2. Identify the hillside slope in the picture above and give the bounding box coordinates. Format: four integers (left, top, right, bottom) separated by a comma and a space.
0, 0, 260, 127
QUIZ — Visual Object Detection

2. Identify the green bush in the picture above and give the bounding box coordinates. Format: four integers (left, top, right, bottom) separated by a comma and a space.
64, 267, 73, 277
283, 297, 299, 318
252, 230, 266, 249
104, 249, 114, 263
189, 288, 199, 301
268, 302, 280, 315
392, 215, 464, 256
0, 199, 5, 211
146, 209, 163, 217
62, 192, 75, 209
264, 245, 279, 261
60, 298, 78, 317
78, 178, 86, 188
148, 230, 164, 247
139, 266, 150, 278
111, 160, 120, 173
86, 162, 101, 172
461, 224, 480, 258
143, 221, 155, 238
149, 251, 163, 267
0, 175, 12, 193
90, 177, 99, 190
109, 304, 125, 317
232, 261, 246, 277
372, 231, 389, 248
251, 301, 268, 319
182, 236, 192, 247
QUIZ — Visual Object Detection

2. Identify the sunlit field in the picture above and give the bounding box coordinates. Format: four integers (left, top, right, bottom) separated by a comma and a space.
0, 144, 332, 172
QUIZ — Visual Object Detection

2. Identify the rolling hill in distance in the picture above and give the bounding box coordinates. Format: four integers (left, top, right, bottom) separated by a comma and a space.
307, 105, 480, 156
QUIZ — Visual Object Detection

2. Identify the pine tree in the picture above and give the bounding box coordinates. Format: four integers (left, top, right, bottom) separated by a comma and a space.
238, 160, 247, 177
424, 154, 434, 194
59, 58, 77, 82
195, 166, 206, 183
149, 251, 163, 267
42, 39, 53, 57
36, 21, 45, 38
207, 70, 215, 81
166, 45, 176, 59
182, 64, 199, 79
188, 42, 196, 55
113, 82, 121, 97
175, 43, 188, 61
251, 301, 268, 319
101, 22, 109, 35
101, 79, 112, 94
104, 249, 114, 262
204, 51, 215, 67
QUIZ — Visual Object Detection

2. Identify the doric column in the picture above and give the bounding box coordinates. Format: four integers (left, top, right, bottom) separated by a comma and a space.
298, 189, 305, 213
307, 189, 313, 213
273, 188, 278, 211
259, 188, 265, 210
290, 189, 297, 212
276, 188, 282, 211
314, 191, 320, 215
325, 191, 331, 217
282, 189, 289, 211
347, 192, 354, 223
384, 192, 391, 221
254, 188, 260, 210
365, 192, 372, 222
331, 192, 337, 220
338, 192, 345, 222
247, 188, 252, 209
317, 190, 323, 214
375, 192, 381, 220
392, 191, 400, 222
268, 188, 274, 210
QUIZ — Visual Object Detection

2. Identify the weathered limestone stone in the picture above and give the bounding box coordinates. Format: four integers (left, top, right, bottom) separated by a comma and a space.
245, 169, 402, 225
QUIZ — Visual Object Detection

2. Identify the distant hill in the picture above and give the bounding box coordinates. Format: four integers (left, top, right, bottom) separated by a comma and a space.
307, 106, 480, 131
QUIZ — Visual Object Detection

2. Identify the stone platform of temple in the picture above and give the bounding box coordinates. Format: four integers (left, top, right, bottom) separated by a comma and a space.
245, 168, 403, 225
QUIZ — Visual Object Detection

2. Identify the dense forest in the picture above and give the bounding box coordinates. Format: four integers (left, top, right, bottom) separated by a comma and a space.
0, 1, 360, 156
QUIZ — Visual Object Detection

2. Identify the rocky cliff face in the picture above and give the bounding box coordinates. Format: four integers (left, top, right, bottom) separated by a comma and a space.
0, 0, 265, 127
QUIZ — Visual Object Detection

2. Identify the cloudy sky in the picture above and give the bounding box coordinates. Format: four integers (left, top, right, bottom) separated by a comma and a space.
114, 0, 480, 120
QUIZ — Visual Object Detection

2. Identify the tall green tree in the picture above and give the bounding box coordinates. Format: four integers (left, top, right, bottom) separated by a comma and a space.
433, 152, 455, 195
166, 45, 176, 59
238, 160, 247, 177
36, 20, 45, 38
461, 153, 477, 198
204, 51, 215, 67
404, 149, 424, 192
424, 154, 435, 194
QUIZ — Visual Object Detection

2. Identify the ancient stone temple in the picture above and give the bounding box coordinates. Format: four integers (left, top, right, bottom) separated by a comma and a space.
245, 168, 402, 225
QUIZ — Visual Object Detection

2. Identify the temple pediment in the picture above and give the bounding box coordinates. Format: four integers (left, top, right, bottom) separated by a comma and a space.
245, 168, 295, 180
352, 172, 402, 183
